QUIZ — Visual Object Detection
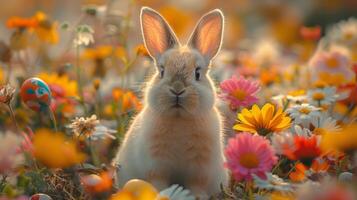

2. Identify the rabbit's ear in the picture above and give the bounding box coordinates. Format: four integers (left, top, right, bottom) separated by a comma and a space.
140, 7, 179, 60
187, 9, 224, 62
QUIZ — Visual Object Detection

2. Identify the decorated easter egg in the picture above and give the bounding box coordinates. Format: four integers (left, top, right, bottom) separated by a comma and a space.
20, 78, 52, 112
29, 193, 53, 200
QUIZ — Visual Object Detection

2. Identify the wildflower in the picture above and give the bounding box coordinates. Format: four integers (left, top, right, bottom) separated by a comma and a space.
219, 75, 260, 110
110, 179, 195, 200
327, 17, 357, 45
135, 44, 149, 57
309, 48, 354, 86
32, 12, 59, 44
311, 114, 341, 135
82, 45, 113, 60
310, 158, 329, 173
289, 163, 307, 182
287, 104, 321, 128
293, 125, 312, 137
6, 16, 38, 29
0, 84, 16, 105
0, 132, 24, 175
286, 89, 307, 102
307, 87, 341, 106
91, 125, 117, 140
253, 173, 293, 193
224, 132, 277, 181
233, 103, 291, 135
158, 6, 191, 37
68, 115, 99, 137
73, 25, 94, 47
320, 124, 357, 154
271, 131, 294, 155
33, 129, 85, 168
283, 135, 321, 167
81, 171, 113, 193
9, 29, 30, 50
300, 26, 321, 41
111, 88, 142, 113
38, 72, 78, 114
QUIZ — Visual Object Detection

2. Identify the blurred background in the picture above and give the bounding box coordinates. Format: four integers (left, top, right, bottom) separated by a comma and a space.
0, 0, 356, 47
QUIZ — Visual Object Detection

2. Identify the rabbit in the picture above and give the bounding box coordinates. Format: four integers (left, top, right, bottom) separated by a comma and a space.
113, 7, 228, 199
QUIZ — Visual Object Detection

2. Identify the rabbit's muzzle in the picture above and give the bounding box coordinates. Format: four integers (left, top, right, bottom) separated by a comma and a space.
169, 80, 187, 108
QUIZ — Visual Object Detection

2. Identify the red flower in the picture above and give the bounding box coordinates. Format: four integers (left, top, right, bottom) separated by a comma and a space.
300, 26, 321, 41
284, 136, 321, 167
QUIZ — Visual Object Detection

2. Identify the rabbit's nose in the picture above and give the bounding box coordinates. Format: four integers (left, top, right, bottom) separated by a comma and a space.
170, 89, 185, 96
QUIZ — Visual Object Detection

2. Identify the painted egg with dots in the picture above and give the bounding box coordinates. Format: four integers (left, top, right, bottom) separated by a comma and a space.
20, 78, 52, 112
29, 193, 53, 200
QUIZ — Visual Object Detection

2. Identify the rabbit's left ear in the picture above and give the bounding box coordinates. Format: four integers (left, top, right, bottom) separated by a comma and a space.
187, 9, 224, 62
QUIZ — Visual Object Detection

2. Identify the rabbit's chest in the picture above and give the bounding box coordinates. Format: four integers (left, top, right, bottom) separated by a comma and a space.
148, 118, 215, 166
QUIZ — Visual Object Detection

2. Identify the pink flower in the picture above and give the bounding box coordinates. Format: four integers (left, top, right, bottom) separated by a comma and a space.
309, 47, 355, 85
224, 132, 277, 182
219, 76, 260, 110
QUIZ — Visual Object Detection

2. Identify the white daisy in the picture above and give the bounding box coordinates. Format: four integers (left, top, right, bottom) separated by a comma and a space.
253, 173, 293, 193
311, 114, 341, 132
159, 184, 195, 200
91, 125, 117, 140
327, 17, 357, 46
287, 104, 321, 128
73, 25, 94, 47
307, 87, 346, 106
292, 125, 312, 137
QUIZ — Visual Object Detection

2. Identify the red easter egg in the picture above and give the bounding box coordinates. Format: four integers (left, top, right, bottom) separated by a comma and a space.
20, 78, 52, 112
29, 193, 53, 200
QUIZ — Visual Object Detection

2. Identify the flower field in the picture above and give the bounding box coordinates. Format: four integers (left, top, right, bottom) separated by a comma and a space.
0, 0, 356, 199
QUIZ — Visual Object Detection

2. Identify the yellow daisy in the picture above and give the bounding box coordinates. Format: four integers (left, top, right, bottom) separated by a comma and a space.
33, 11, 59, 44
38, 72, 78, 97
233, 103, 291, 135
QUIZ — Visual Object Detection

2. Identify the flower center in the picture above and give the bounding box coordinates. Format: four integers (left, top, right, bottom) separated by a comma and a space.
313, 128, 326, 135
312, 92, 325, 101
299, 107, 311, 114
326, 56, 339, 68
344, 32, 353, 40
232, 89, 247, 101
239, 152, 259, 169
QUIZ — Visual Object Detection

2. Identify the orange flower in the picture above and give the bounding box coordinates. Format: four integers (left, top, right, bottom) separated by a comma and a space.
284, 136, 321, 167
300, 26, 321, 41
135, 44, 149, 57
112, 88, 142, 113
311, 158, 329, 173
320, 124, 357, 154
33, 129, 86, 168
6, 16, 38, 29
289, 163, 307, 182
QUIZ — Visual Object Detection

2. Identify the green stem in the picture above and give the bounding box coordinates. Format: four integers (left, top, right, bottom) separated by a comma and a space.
88, 137, 99, 166
247, 182, 254, 200
8, 105, 20, 132
48, 107, 58, 132
75, 42, 87, 115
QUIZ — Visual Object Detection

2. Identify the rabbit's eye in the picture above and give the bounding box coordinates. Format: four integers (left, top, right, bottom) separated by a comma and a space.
159, 66, 164, 78
195, 67, 201, 81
